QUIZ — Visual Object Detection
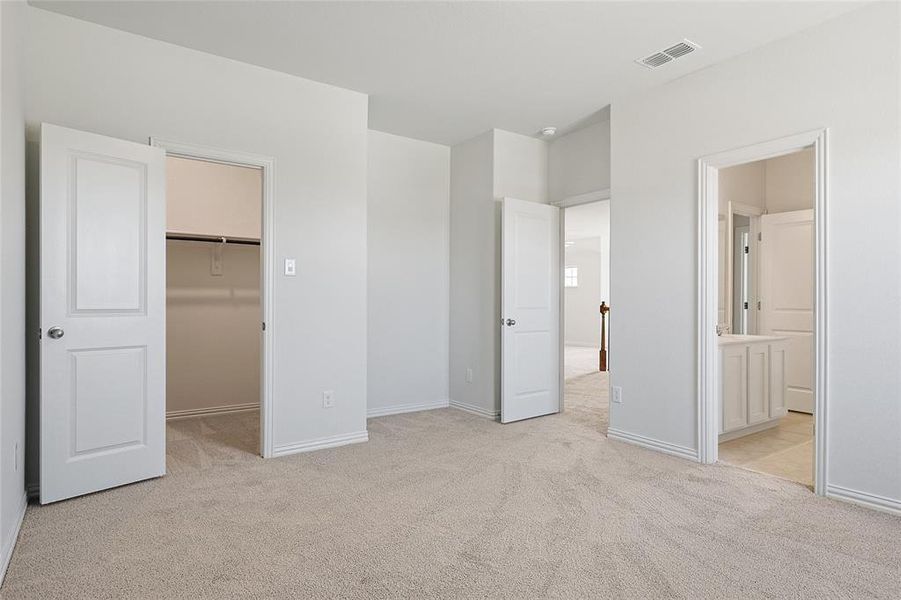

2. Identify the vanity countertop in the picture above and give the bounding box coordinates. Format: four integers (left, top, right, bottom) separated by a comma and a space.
718, 334, 789, 346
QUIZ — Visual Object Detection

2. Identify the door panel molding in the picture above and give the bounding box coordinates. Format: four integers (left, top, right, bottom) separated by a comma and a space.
501, 198, 560, 424
40, 123, 166, 504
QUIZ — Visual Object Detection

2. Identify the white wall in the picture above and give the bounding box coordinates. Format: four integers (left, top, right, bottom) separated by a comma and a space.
548, 119, 611, 203
166, 241, 260, 416
449, 131, 495, 417
718, 160, 766, 213
167, 156, 262, 240
24, 8, 369, 461
765, 147, 815, 213
494, 129, 548, 203
367, 130, 450, 417
718, 148, 815, 214
449, 129, 548, 417
0, 0, 26, 581
564, 238, 602, 347
611, 3, 900, 507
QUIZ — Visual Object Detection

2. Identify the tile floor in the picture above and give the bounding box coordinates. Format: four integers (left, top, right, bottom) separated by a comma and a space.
718, 411, 814, 488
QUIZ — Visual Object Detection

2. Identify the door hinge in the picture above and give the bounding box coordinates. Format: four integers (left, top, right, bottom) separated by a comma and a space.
757, 301, 761, 310
743, 302, 749, 309
744, 245, 749, 254
261, 322, 266, 331
757, 232, 762, 241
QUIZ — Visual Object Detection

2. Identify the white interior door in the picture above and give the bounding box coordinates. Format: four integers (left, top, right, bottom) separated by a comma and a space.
759, 209, 814, 414
501, 198, 560, 423
40, 124, 166, 504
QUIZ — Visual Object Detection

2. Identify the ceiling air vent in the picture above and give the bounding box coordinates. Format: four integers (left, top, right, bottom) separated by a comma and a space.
636, 39, 700, 69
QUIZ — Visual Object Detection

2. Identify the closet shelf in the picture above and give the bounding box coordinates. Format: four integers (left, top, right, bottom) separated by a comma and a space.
166, 232, 260, 246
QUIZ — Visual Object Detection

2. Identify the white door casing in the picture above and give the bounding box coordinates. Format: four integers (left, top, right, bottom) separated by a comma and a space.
501, 198, 561, 423
759, 209, 815, 414
40, 124, 166, 504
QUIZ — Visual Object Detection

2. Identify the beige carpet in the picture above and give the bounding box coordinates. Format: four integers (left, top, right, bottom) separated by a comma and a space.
564, 345, 600, 380
3, 382, 899, 599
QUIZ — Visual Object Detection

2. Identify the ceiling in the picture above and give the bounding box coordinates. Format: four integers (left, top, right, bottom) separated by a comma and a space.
32, 1, 862, 146
565, 201, 609, 242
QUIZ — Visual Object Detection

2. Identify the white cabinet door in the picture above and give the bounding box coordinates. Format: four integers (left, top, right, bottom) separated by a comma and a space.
760, 210, 814, 413
747, 343, 769, 424
501, 198, 560, 423
769, 342, 788, 418
40, 124, 166, 504
721, 345, 748, 433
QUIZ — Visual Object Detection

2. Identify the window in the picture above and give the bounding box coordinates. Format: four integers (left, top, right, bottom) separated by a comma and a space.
564, 266, 579, 288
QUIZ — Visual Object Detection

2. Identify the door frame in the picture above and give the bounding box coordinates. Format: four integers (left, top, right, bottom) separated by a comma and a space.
697, 129, 827, 495
723, 201, 763, 334
150, 137, 276, 458
552, 188, 611, 414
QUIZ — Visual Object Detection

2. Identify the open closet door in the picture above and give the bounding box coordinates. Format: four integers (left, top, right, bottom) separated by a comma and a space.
501, 198, 560, 423
759, 209, 815, 414
40, 124, 166, 504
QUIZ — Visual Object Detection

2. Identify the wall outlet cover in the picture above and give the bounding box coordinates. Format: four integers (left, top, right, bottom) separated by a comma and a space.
322, 390, 335, 408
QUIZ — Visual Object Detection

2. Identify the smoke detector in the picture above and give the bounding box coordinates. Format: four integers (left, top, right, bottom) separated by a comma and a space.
636, 39, 701, 69
540, 127, 557, 137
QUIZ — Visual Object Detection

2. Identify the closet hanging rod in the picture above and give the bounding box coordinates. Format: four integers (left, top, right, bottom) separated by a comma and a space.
166, 233, 261, 246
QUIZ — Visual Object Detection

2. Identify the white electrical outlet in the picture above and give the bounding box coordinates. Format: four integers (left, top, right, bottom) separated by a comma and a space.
465, 368, 473, 383
322, 390, 335, 408
612, 386, 623, 404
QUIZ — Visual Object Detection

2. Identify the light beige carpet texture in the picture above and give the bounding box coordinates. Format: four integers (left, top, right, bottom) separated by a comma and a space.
3, 373, 899, 599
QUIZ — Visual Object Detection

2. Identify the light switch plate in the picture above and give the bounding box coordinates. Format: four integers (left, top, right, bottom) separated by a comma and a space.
322, 390, 335, 408
612, 386, 623, 404
284, 258, 296, 276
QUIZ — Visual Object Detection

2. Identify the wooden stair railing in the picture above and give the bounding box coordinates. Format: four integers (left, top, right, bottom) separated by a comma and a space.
599, 301, 610, 372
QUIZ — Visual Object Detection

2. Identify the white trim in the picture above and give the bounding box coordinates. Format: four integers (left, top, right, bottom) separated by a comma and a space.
449, 399, 500, 419
0, 493, 27, 585
272, 431, 369, 458
717, 418, 778, 442
607, 428, 699, 462
367, 399, 449, 419
551, 187, 611, 208
166, 402, 259, 421
697, 129, 828, 497
826, 484, 901, 516
150, 137, 277, 459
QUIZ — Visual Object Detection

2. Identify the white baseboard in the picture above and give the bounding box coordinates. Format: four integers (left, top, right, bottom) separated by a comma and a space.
607, 427, 699, 462
272, 430, 369, 458
166, 402, 259, 420
826, 484, 901, 516
367, 399, 449, 418
0, 492, 27, 585
449, 399, 499, 420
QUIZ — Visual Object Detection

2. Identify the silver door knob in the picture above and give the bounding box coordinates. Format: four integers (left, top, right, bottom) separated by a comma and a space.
47, 326, 65, 340
505, 319, 516, 327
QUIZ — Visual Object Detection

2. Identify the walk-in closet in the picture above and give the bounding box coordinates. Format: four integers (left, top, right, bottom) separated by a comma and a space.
165, 156, 262, 465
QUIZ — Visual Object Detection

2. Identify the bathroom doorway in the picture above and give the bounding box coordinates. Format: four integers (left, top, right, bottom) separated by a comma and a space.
697, 131, 827, 494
